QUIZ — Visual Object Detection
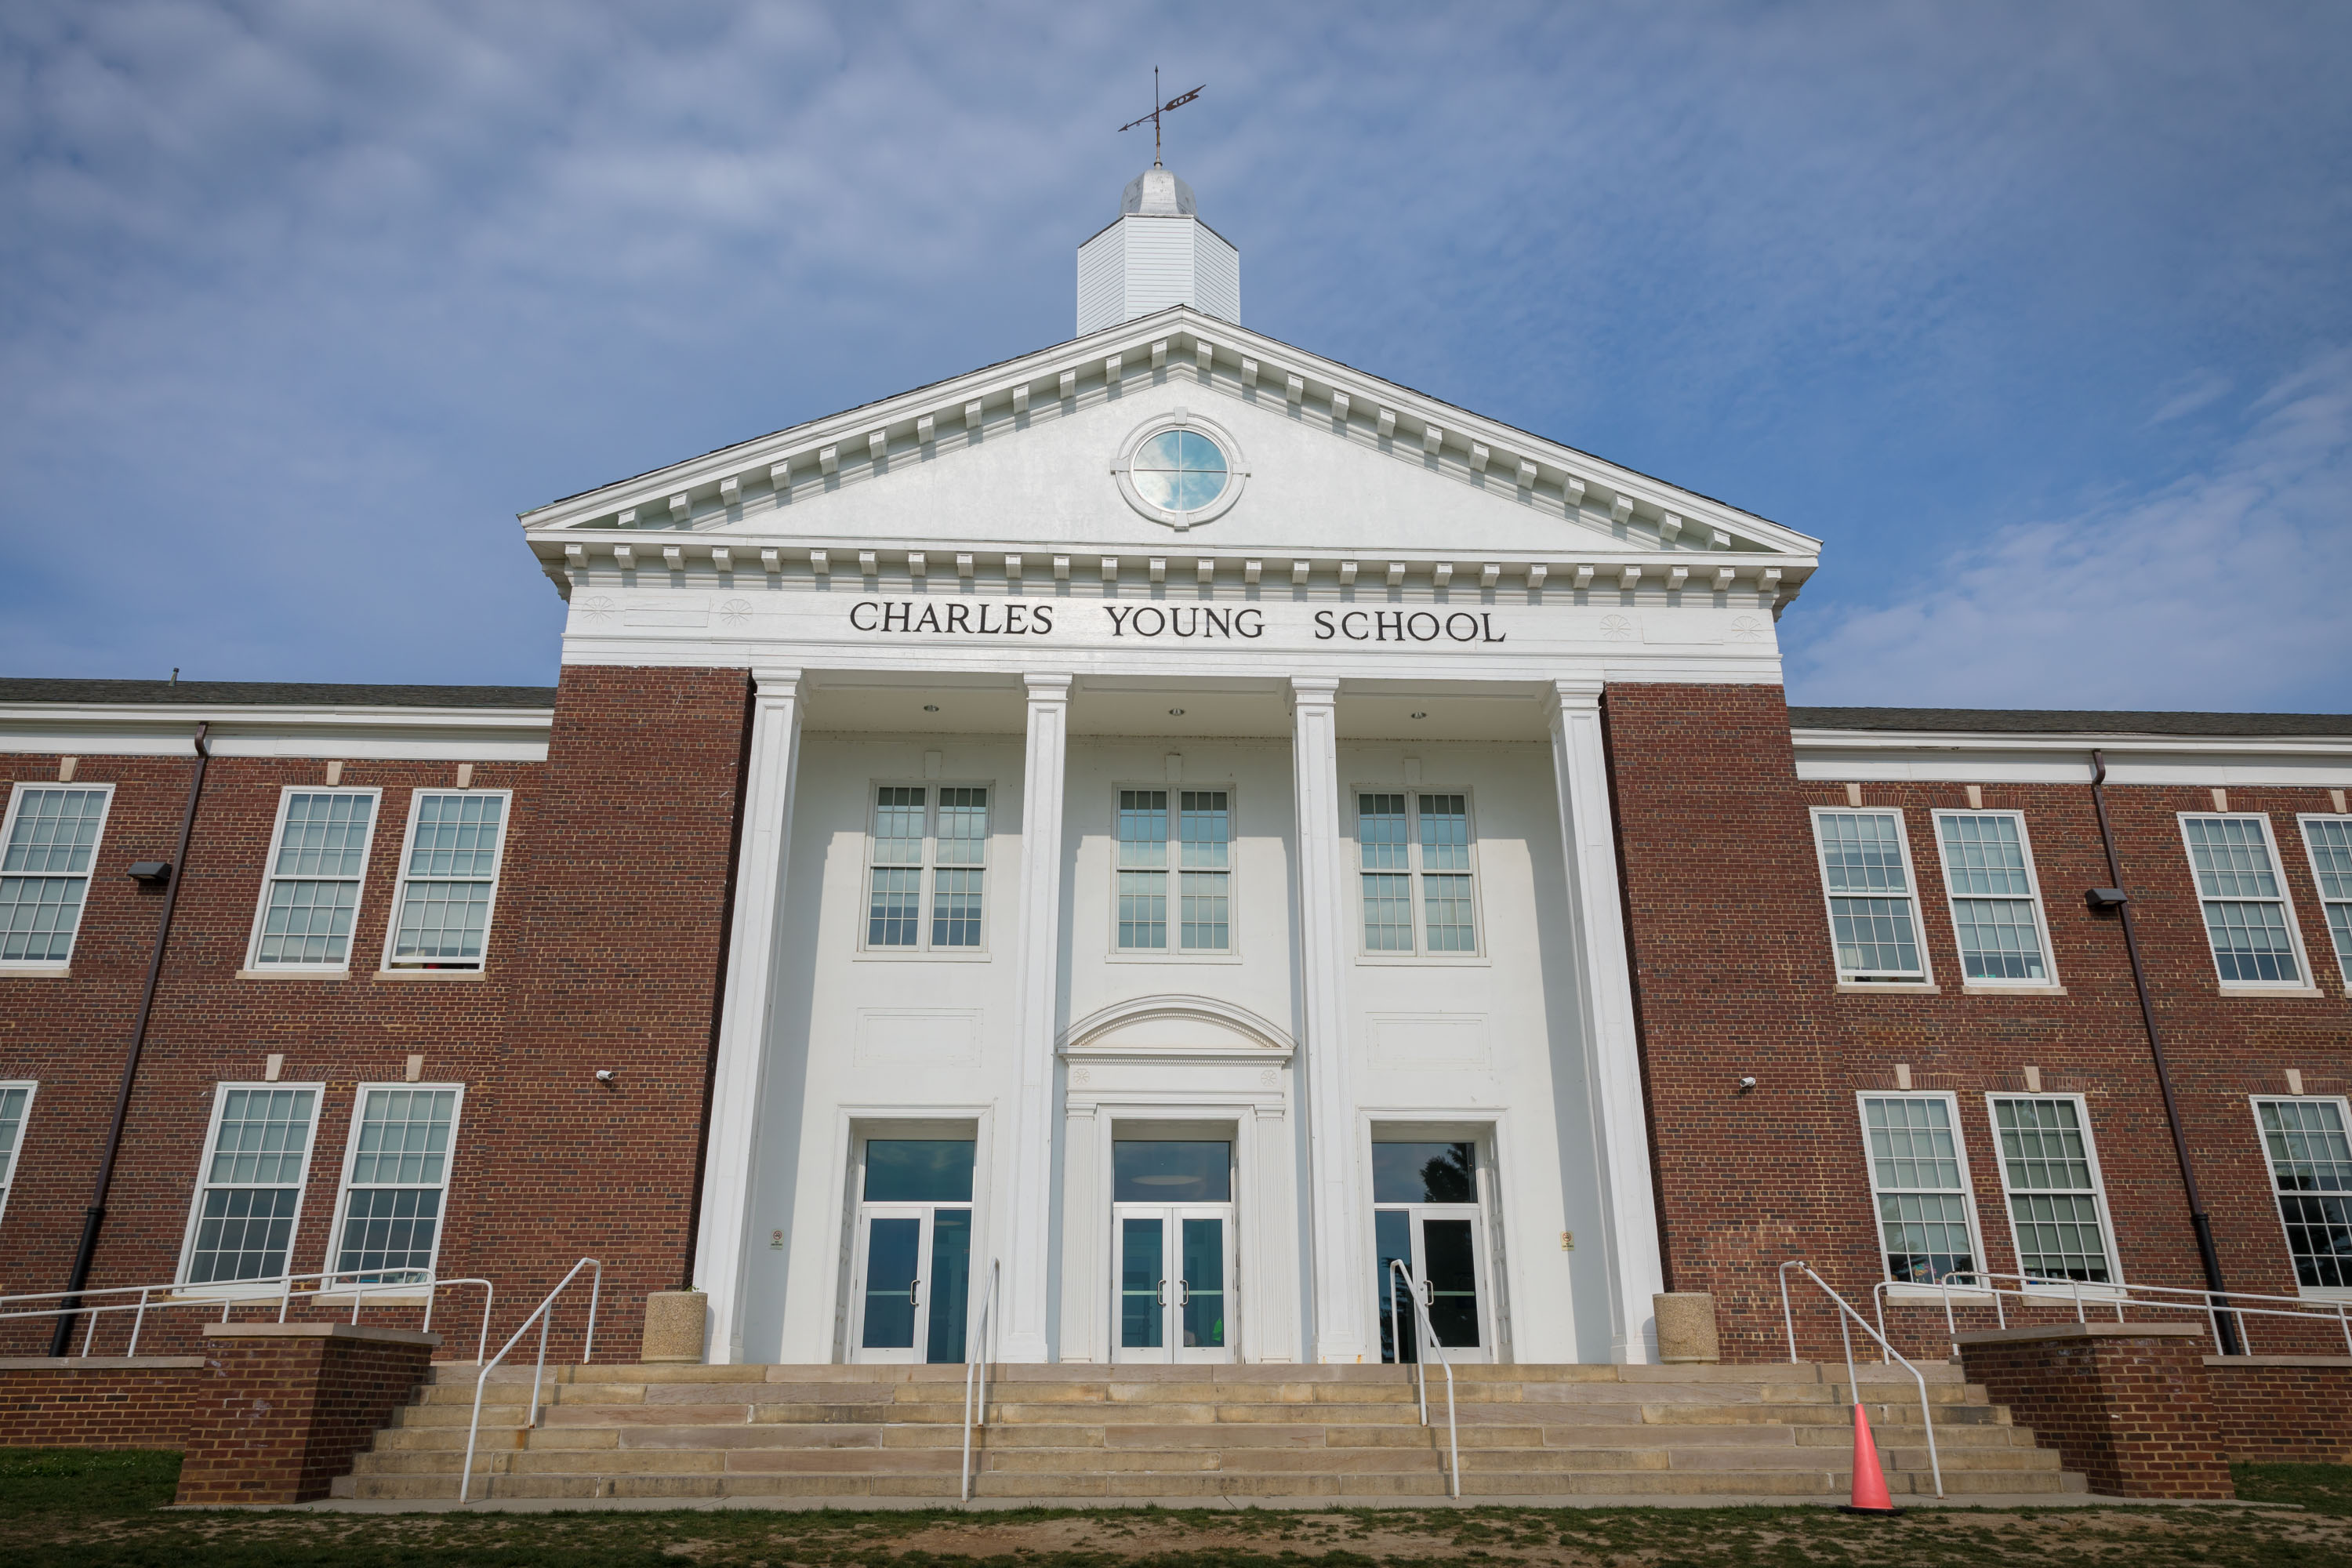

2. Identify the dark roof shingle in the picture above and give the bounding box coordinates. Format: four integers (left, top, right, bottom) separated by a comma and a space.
1788, 706, 2352, 739
0, 678, 556, 710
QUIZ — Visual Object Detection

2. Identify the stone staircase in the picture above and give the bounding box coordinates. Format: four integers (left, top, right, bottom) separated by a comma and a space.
338, 1360, 2086, 1502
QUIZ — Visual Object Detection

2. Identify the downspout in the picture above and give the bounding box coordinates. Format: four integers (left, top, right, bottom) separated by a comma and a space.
50, 723, 209, 1356
2088, 747, 2238, 1354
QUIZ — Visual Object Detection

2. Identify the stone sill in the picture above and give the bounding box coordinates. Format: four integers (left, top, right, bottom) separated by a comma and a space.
235, 967, 350, 981
2217, 985, 2327, 999
2205, 1354, 2352, 1368
0, 966, 71, 979
0, 1356, 205, 1370
1836, 982, 1940, 996
1956, 1321, 2209, 1345
372, 968, 486, 982
201, 1321, 440, 1347
1962, 984, 2069, 997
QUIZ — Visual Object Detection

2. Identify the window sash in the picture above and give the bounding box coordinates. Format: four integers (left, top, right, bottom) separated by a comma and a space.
1933, 811, 2053, 984
1116, 789, 1232, 952
2180, 815, 2305, 986
0, 785, 113, 966
866, 786, 988, 952
1857, 1094, 1980, 1285
247, 789, 379, 970
1989, 1097, 2114, 1283
183, 1084, 321, 1285
0, 1081, 33, 1225
1356, 793, 1479, 956
2254, 1098, 2352, 1290
385, 791, 510, 970
1814, 810, 1927, 982
332, 1085, 463, 1281
2297, 816, 2352, 987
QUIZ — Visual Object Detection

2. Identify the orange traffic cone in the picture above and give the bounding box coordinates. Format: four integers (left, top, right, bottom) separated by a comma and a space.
1840, 1399, 1901, 1515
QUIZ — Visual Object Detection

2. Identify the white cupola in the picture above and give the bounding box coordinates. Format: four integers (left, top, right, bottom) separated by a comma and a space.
1075, 166, 1240, 336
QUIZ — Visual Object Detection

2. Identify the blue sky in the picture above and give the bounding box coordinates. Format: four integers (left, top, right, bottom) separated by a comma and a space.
4, 1, 2348, 710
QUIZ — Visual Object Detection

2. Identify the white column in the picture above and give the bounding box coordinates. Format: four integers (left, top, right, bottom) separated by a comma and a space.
1548, 679, 1666, 1363
1001, 672, 1072, 1363
1058, 1102, 1102, 1363
1290, 677, 1367, 1362
693, 666, 804, 1363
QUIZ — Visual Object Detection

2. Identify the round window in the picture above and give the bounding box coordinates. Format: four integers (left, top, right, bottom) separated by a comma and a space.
1130, 430, 1229, 514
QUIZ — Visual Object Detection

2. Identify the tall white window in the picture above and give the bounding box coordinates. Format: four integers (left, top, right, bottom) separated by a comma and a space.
181, 1085, 321, 1284
245, 789, 380, 971
1934, 811, 2056, 985
2252, 1098, 2352, 1291
2180, 815, 2307, 987
2296, 816, 2352, 989
1115, 789, 1232, 953
1857, 1094, 1980, 1284
383, 791, 512, 971
330, 1085, 463, 1280
0, 1081, 34, 1228
864, 786, 989, 951
1813, 808, 1929, 982
1356, 793, 1479, 956
1988, 1096, 2116, 1283
0, 785, 113, 967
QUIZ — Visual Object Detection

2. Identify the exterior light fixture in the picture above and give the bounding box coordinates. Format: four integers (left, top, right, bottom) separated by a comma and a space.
1410, 711, 1428, 720
2084, 887, 2129, 911
1168, 708, 1185, 716
127, 862, 172, 885
923, 704, 940, 712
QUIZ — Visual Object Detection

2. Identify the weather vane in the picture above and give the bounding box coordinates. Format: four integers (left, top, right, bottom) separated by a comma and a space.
1119, 67, 1204, 167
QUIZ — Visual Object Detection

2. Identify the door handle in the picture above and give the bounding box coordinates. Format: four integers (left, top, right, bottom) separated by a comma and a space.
1156, 1278, 1168, 1306
1418, 1279, 1432, 1306
910, 1277, 923, 1309
1177, 1278, 1191, 1305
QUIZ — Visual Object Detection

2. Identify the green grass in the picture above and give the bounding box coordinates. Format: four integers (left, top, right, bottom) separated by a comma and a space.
2, 1450, 2351, 1566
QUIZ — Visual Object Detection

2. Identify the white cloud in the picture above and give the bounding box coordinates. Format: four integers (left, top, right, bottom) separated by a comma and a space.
1785, 348, 2352, 712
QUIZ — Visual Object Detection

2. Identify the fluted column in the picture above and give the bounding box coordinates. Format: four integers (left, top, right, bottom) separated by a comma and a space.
1001, 672, 1073, 1363
1290, 676, 1367, 1362
1548, 679, 1665, 1363
693, 667, 804, 1363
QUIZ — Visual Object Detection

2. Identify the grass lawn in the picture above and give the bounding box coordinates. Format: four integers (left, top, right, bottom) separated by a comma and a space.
3, 1450, 2350, 1566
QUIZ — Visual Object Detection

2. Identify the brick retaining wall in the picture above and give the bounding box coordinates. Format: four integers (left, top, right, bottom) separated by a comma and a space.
1958, 1323, 2233, 1497
173, 1322, 437, 1505
2204, 1356, 2352, 1465
0, 1356, 208, 1448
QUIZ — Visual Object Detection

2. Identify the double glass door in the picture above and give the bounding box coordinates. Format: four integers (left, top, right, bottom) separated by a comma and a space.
851, 1139, 974, 1364
1110, 1138, 1235, 1363
1373, 1139, 1494, 1363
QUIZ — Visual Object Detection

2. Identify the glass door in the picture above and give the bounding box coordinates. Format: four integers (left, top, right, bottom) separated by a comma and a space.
849, 1138, 975, 1364
1109, 1139, 1235, 1364
1372, 1139, 1494, 1363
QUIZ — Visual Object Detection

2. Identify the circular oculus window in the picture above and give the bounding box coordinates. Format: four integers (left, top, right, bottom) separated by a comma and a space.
1115, 414, 1247, 528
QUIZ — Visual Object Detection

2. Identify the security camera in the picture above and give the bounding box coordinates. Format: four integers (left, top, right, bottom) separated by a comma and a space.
1737, 1076, 1758, 1093
594, 1069, 618, 1085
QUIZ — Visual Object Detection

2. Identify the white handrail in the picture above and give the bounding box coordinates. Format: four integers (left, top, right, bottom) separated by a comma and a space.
1385, 1259, 1460, 1499
459, 1258, 602, 1504
1779, 1261, 1942, 1499
1871, 1270, 2352, 1361
960, 1258, 1000, 1503
0, 1269, 495, 1363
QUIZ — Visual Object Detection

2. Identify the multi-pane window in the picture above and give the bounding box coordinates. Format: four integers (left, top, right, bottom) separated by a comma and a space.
183, 1086, 320, 1284
2254, 1098, 2352, 1290
865, 786, 989, 951
384, 793, 511, 971
2297, 817, 2352, 988
0, 786, 112, 967
1356, 793, 1479, 956
2180, 815, 2305, 985
0, 1082, 33, 1227
1858, 1094, 1979, 1284
1813, 810, 1927, 982
1989, 1098, 2114, 1283
247, 790, 379, 970
1115, 789, 1232, 953
332, 1087, 462, 1280
1934, 812, 2054, 984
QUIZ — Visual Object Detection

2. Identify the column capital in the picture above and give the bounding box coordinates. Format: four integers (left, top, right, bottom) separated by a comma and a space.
1024, 671, 1075, 700
1290, 675, 1341, 707
1549, 677, 1605, 716
751, 666, 804, 697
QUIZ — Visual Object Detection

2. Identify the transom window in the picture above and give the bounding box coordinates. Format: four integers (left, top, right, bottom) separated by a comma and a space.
332, 1086, 462, 1280
0, 785, 113, 967
1115, 789, 1232, 953
1356, 793, 1479, 955
1989, 1097, 2114, 1283
384, 792, 512, 971
1813, 809, 1927, 982
2296, 816, 2352, 988
866, 786, 989, 951
246, 789, 379, 971
1130, 430, 1229, 514
1933, 811, 2054, 983
183, 1085, 321, 1284
0, 1081, 33, 1228
2254, 1098, 2352, 1290
1858, 1094, 1980, 1285
2180, 815, 2305, 986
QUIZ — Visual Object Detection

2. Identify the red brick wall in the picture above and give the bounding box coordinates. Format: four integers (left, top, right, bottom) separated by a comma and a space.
0, 665, 751, 1364
2204, 1358, 2352, 1463
1959, 1327, 2233, 1497
1602, 684, 2352, 1363
174, 1326, 435, 1504
0, 1358, 206, 1448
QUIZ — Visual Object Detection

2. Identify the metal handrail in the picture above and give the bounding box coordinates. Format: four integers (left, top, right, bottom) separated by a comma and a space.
459, 1258, 602, 1504
1873, 1269, 2352, 1362
960, 1258, 1000, 1503
1385, 1259, 1460, 1499
1779, 1261, 1943, 1499
0, 1269, 494, 1362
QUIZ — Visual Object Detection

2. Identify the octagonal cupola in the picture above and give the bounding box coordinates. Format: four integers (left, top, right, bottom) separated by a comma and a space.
1076, 166, 1240, 336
